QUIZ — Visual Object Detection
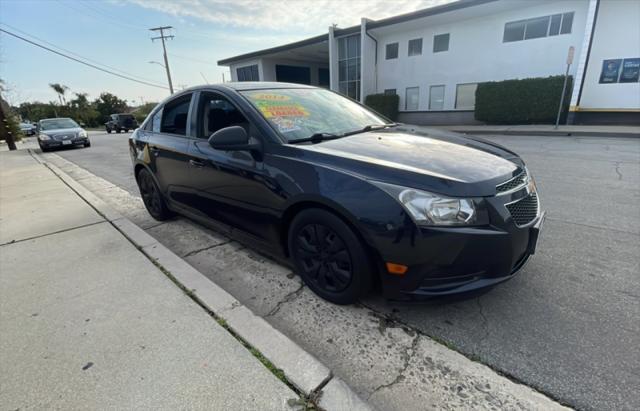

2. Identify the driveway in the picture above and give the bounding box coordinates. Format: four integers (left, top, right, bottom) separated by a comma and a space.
51, 130, 640, 411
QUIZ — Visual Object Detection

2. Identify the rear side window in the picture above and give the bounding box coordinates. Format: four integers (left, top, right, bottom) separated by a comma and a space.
161, 94, 192, 135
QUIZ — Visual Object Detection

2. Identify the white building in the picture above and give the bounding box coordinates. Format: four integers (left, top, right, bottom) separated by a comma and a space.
218, 0, 640, 125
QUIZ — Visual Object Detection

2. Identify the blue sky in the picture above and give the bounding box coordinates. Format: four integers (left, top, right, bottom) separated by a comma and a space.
0, 0, 449, 105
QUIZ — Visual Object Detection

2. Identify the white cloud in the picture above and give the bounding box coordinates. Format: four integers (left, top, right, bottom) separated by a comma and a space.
125, 0, 456, 33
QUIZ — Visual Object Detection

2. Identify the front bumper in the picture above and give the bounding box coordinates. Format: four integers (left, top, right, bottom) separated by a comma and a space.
377, 192, 545, 301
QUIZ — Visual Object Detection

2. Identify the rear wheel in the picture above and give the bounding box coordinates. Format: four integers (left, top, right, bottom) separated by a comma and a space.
288, 208, 372, 305
106, 127, 111, 134
115, 128, 121, 134
136, 168, 173, 220
84, 141, 91, 148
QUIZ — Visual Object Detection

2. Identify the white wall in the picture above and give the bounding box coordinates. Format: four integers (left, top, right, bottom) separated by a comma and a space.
578, 0, 640, 110
372, 0, 589, 112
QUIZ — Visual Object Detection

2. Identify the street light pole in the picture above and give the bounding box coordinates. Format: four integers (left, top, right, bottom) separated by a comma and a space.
555, 46, 575, 130
149, 26, 174, 94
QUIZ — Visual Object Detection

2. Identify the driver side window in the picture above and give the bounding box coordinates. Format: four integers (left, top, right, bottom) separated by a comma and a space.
197, 93, 250, 139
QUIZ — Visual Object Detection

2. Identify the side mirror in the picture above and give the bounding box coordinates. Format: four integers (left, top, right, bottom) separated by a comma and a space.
208, 126, 260, 151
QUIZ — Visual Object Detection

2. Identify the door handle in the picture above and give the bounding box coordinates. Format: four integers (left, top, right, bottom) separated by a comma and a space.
189, 159, 206, 168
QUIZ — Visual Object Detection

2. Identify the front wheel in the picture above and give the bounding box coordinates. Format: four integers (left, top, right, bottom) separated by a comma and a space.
115, 128, 121, 134
106, 127, 111, 134
84, 141, 91, 147
288, 209, 372, 305
136, 168, 174, 221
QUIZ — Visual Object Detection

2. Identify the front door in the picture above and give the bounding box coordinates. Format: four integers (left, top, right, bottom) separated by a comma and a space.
185, 92, 280, 243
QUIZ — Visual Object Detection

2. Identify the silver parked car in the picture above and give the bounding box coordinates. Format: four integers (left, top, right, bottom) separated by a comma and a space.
37, 118, 91, 152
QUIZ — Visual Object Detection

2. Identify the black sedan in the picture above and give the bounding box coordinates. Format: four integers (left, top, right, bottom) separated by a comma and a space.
129, 82, 544, 304
38, 118, 91, 152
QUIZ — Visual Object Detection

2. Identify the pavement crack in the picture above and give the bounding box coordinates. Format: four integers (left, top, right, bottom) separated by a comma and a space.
614, 161, 623, 180
476, 296, 490, 343
181, 240, 232, 258
0, 221, 106, 247
264, 282, 305, 318
367, 333, 419, 399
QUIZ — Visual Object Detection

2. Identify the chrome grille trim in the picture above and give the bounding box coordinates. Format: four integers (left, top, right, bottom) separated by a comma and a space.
496, 169, 528, 195
505, 192, 540, 227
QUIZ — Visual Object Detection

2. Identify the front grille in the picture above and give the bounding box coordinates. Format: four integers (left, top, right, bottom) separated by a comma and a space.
53, 134, 75, 141
496, 170, 527, 194
506, 193, 539, 227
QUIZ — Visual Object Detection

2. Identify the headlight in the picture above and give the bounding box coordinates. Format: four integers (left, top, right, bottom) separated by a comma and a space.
78, 130, 88, 138
39, 133, 51, 141
372, 181, 481, 226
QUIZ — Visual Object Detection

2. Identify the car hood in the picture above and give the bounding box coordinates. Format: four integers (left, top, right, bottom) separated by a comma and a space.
291, 126, 523, 197
41, 127, 84, 136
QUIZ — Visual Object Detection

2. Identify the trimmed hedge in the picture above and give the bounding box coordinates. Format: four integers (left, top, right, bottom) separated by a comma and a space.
475, 75, 573, 124
364, 93, 399, 121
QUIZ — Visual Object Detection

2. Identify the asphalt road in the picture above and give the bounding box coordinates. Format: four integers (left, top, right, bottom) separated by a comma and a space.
56, 130, 640, 410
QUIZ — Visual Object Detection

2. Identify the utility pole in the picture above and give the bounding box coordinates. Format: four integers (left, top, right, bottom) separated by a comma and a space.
555, 46, 574, 129
149, 26, 174, 94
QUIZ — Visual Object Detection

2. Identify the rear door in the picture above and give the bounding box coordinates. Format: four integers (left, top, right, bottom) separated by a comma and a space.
145, 93, 195, 207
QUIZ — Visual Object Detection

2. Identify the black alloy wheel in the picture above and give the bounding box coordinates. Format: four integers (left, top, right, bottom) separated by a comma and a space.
289, 209, 372, 304
136, 168, 173, 220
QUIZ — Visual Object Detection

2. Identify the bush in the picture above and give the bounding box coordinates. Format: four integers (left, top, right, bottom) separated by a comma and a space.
364, 93, 399, 121
475, 75, 573, 124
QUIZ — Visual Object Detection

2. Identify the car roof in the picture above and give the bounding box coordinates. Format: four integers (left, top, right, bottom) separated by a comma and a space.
178, 82, 317, 94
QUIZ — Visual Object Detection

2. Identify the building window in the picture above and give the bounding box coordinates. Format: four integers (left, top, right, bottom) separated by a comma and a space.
384, 89, 397, 95
405, 87, 419, 110
386, 42, 399, 60
237, 65, 259, 81
408, 38, 423, 56
429, 85, 445, 110
433, 34, 450, 53
503, 12, 574, 43
455, 83, 477, 110
338, 35, 361, 100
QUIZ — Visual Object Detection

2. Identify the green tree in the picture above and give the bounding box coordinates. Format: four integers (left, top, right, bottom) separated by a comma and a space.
69, 92, 99, 126
94, 92, 128, 123
49, 83, 69, 105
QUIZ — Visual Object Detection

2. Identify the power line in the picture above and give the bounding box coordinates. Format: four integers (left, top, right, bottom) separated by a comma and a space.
168, 52, 218, 66
0, 22, 163, 85
0, 28, 169, 90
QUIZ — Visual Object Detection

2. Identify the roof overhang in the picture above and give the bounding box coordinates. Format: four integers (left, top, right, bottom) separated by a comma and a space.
218, 0, 499, 66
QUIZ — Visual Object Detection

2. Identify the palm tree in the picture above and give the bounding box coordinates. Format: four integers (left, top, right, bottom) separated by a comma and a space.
49, 83, 69, 105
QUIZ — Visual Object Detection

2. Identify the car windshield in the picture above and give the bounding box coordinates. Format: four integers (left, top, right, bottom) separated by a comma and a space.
240, 88, 387, 142
40, 118, 79, 130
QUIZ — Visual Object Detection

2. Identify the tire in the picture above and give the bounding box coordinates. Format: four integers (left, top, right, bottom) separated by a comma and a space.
124, 129, 129, 133
84, 141, 91, 148
136, 168, 174, 221
115, 128, 121, 134
39, 143, 49, 153
288, 208, 372, 305
106, 127, 111, 134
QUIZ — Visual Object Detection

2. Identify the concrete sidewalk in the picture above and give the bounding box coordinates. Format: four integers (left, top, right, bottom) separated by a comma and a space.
439, 124, 640, 138
0, 150, 299, 410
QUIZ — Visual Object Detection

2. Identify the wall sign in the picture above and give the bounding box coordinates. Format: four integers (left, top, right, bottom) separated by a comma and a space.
619, 58, 640, 83
599, 59, 622, 83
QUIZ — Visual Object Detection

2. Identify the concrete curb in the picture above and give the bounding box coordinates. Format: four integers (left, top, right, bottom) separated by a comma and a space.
446, 128, 640, 138
37, 153, 372, 410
